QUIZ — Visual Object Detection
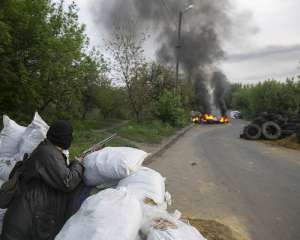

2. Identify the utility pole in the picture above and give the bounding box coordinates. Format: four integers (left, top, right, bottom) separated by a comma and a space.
174, 4, 194, 95
175, 11, 183, 95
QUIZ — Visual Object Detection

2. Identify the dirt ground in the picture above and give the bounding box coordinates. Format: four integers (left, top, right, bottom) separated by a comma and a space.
190, 219, 242, 240
263, 135, 300, 150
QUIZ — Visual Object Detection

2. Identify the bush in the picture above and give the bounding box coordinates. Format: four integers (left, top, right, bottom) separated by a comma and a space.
229, 78, 300, 119
156, 90, 186, 127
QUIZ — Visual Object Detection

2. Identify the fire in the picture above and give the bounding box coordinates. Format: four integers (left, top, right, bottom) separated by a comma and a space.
200, 113, 218, 123
191, 116, 199, 123
200, 113, 229, 124
219, 116, 229, 124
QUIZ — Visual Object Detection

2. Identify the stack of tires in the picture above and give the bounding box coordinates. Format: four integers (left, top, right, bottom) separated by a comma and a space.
241, 113, 300, 141
242, 121, 282, 140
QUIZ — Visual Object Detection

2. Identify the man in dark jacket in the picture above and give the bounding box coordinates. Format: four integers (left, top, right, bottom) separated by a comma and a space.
1, 120, 84, 240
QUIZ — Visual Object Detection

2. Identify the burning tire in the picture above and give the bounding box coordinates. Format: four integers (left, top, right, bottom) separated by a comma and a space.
262, 121, 282, 140
243, 124, 262, 140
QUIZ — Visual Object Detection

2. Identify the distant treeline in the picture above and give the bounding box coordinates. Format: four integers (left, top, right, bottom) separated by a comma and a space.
0, 0, 199, 127
226, 78, 300, 118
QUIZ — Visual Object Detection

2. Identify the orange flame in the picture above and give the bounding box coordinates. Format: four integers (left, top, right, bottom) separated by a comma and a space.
219, 116, 229, 124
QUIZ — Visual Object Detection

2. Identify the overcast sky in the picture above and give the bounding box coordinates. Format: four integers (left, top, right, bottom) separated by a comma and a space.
69, 0, 300, 84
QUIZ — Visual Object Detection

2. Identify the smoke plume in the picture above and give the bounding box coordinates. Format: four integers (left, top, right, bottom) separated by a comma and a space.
211, 71, 230, 115
91, 0, 233, 114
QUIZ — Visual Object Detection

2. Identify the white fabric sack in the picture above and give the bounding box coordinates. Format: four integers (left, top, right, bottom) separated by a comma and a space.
118, 167, 166, 205
147, 219, 207, 240
83, 147, 148, 186
55, 187, 143, 240
0, 157, 17, 181
140, 204, 181, 236
17, 112, 49, 161
0, 115, 26, 158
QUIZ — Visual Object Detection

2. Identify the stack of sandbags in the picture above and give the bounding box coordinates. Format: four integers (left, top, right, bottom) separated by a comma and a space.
55, 187, 143, 240
116, 167, 207, 240
0, 113, 49, 181
83, 147, 148, 186
69, 146, 207, 240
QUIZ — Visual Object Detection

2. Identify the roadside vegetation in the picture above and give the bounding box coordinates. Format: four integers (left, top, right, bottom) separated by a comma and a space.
226, 79, 300, 119
118, 120, 177, 144
226, 79, 300, 146
0, 0, 196, 149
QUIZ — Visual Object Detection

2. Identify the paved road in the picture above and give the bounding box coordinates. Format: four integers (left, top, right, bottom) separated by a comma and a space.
148, 120, 300, 240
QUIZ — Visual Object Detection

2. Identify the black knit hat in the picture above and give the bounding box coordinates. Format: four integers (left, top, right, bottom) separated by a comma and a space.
47, 120, 73, 150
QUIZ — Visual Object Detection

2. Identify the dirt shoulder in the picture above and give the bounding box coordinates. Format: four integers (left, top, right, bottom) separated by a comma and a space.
262, 135, 300, 151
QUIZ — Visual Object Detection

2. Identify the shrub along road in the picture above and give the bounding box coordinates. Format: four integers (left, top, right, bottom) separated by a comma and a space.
148, 120, 300, 240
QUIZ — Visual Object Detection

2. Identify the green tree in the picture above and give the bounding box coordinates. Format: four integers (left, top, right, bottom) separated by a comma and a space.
156, 90, 186, 127
106, 20, 150, 122
0, 0, 91, 121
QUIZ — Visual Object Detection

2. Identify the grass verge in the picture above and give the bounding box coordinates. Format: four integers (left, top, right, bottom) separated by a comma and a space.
118, 120, 177, 144
70, 119, 185, 158
70, 130, 137, 159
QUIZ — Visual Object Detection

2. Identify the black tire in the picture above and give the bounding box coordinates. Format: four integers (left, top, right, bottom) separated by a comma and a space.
282, 122, 297, 131
262, 121, 282, 140
252, 117, 266, 126
244, 124, 262, 140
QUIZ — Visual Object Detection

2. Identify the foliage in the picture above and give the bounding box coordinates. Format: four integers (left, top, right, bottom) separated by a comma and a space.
106, 20, 149, 122
0, 0, 195, 140
228, 78, 300, 119
0, 0, 103, 122
156, 90, 186, 127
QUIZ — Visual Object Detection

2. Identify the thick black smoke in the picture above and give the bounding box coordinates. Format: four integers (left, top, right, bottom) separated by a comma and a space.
211, 71, 230, 116
194, 72, 211, 113
91, 0, 232, 113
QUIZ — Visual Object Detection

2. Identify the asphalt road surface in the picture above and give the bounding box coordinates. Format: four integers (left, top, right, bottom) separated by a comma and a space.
148, 120, 300, 240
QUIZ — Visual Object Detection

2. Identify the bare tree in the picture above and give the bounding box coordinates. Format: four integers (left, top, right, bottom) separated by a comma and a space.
106, 20, 149, 121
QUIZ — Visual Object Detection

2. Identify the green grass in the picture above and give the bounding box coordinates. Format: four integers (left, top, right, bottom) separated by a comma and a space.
70, 120, 178, 159
70, 129, 137, 159
71, 118, 122, 131
118, 120, 176, 144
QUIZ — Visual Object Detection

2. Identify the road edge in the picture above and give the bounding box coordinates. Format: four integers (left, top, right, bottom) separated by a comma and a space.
144, 124, 195, 165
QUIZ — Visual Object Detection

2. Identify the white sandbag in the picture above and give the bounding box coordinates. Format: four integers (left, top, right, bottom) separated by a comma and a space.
0, 157, 17, 181
17, 112, 49, 160
118, 167, 166, 205
55, 187, 143, 240
0, 115, 26, 158
0, 208, 7, 234
147, 219, 207, 240
140, 204, 181, 236
83, 147, 148, 186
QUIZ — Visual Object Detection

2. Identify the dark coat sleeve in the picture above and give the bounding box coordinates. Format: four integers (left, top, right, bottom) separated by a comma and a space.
36, 149, 84, 192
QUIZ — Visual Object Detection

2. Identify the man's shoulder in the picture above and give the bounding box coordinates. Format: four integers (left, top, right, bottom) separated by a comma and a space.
32, 140, 62, 160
